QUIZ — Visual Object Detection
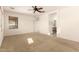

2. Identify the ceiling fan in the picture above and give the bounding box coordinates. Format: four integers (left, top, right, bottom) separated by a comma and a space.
31, 6, 45, 13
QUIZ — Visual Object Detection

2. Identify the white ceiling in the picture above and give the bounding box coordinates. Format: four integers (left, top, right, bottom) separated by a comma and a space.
4, 6, 62, 15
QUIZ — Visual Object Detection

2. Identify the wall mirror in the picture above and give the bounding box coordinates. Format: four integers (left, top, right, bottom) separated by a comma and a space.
9, 16, 18, 29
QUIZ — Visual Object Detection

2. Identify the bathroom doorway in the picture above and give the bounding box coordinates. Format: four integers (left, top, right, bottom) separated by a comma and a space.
49, 12, 57, 36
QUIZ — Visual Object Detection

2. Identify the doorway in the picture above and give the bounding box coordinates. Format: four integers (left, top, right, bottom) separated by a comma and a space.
49, 13, 57, 36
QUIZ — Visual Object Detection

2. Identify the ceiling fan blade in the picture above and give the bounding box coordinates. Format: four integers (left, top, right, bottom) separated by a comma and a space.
37, 10, 45, 13
41, 11, 45, 13
38, 8, 43, 10
35, 6, 37, 8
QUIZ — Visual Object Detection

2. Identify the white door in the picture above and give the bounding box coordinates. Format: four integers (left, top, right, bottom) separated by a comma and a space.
0, 7, 4, 46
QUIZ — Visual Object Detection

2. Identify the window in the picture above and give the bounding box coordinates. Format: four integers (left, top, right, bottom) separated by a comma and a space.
9, 16, 18, 29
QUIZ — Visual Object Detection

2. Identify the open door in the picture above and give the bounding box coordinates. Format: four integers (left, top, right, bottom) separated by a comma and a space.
0, 7, 4, 47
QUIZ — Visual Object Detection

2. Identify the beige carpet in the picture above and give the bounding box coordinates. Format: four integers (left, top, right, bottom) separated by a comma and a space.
1, 32, 79, 52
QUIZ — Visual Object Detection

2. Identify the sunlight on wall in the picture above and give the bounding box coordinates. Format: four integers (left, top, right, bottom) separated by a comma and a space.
27, 38, 34, 44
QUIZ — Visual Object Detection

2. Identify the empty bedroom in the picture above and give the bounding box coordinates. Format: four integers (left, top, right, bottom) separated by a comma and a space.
0, 6, 79, 52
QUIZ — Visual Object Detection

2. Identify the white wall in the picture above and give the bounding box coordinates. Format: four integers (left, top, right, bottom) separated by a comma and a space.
4, 11, 35, 36
34, 16, 39, 32
0, 7, 4, 46
37, 7, 79, 42
0, 8, 2, 46
37, 14, 49, 34
58, 7, 79, 42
